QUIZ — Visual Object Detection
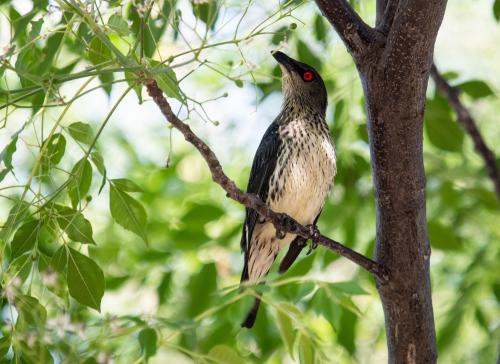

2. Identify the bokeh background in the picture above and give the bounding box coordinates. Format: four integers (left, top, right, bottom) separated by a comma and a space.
1, 0, 499, 363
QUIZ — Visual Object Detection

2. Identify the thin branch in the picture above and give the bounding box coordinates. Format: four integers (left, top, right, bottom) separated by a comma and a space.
430, 64, 500, 202
314, 0, 378, 61
144, 79, 389, 282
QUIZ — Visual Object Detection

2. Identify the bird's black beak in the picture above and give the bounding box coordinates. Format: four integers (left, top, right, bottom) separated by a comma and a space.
271, 50, 298, 73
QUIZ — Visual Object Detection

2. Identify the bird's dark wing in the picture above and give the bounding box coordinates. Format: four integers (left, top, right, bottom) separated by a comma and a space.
278, 211, 322, 273
240, 121, 281, 282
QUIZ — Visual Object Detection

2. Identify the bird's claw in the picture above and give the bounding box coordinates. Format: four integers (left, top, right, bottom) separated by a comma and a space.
275, 213, 297, 239
306, 224, 320, 255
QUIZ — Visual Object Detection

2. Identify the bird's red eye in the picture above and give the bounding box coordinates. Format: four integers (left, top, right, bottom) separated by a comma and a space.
303, 71, 314, 81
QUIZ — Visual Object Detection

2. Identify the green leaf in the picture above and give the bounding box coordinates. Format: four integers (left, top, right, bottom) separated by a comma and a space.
138, 328, 157, 359
110, 178, 143, 192
428, 220, 462, 251
51, 245, 68, 273
0, 335, 10, 358
28, 18, 44, 41
91, 151, 107, 194
68, 122, 95, 145
276, 309, 296, 358
11, 220, 40, 259
88, 36, 112, 65
108, 14, 129, 36
6, 253, 33, 283
337, 307, 357, 355
40, 133, 66, 172
67, 247, 105, 311
191, 0, 219, 30
495, 0, 500, 21
186, 263, 217, 317
271, 26, 289, 45
151, 61, 183, 101
126, 71, 142, 103
298, 333, 315, 364
0, 200, 31, 242
208, 345, 245, 364
330, 281, 368, 295
458, 80, 494, 99
0, 129, 20, 182
55, 205, 95, 245
424, 96, 464, 152
314, 15, 327, 41
110, 183, 148, 243
68, 159, 93, 208
15, 295, 47, 329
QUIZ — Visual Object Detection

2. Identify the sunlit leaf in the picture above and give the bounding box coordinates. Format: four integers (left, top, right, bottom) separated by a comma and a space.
68, 122, 95, 145
51, 245, 68, 273
15, 295, 47, 328
110, 178, 143, 192
108, 14, 129, 36
458, 80, 494, 99
0, 200, 31, 242
0, 123, 20, 183
88, 36, 112, 65
151, 61, 183, 101
11, 219, 41, 259
110, 183, 148, 243
40, 133, 66, 172
208, 345, 245, 364
191, 0, 219, 30
298, 333, 315, 364
67, 247, 105, 311
276, 309, 296, 358
55, 205, 95, 245
68, 159, 93, 208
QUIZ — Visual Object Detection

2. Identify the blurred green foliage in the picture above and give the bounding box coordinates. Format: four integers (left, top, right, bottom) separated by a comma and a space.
0, 0, 499, 363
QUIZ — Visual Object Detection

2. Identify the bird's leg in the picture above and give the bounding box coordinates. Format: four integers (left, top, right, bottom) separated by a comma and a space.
305, 224, 320, 255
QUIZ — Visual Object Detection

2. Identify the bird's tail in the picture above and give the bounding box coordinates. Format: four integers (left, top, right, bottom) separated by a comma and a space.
241, 296, 261, 328
279, 236, 307, 273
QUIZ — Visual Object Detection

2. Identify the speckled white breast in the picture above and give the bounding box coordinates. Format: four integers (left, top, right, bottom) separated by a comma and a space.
270, 119, 336, 247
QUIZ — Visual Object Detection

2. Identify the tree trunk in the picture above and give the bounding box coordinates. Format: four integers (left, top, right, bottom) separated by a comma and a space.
315, 0, 448, 362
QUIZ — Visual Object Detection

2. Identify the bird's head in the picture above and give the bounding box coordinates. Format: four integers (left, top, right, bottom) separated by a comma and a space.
272, 50, 327, 114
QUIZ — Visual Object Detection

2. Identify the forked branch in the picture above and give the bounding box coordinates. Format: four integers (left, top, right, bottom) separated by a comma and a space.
314, 0, 377, 60
144, 79, 389, 282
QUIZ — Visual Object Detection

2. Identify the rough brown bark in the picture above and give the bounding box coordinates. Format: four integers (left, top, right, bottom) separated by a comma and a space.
315, 0, 447, 362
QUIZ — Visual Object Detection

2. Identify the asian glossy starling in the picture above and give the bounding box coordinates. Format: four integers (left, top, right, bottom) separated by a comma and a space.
240, 51, 336, 328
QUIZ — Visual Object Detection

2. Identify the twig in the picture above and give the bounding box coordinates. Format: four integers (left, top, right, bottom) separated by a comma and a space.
144, 79, 389, 282
430, 64, 500, 202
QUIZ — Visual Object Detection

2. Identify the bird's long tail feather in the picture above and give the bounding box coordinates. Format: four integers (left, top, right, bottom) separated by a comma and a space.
279, 237, 307, 273
241, 297, 261, 328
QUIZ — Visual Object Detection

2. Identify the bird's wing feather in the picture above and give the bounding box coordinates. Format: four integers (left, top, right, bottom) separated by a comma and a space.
240, 121, 281, 282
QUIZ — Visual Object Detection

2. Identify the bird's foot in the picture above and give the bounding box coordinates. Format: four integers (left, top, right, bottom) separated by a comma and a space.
275, 213, 298, 239
306, 224, 320, 255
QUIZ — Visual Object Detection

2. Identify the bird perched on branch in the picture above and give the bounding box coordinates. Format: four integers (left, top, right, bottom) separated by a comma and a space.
240, 51, 336, 328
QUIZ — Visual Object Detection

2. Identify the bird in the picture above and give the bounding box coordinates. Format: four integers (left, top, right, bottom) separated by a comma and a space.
240, 51, 336, 328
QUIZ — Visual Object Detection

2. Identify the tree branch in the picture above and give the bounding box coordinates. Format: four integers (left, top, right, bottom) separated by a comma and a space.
376, 0, 399, 33
314, 0, 378, 61
430, 64, 500, 202
144, 79, 389, 282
